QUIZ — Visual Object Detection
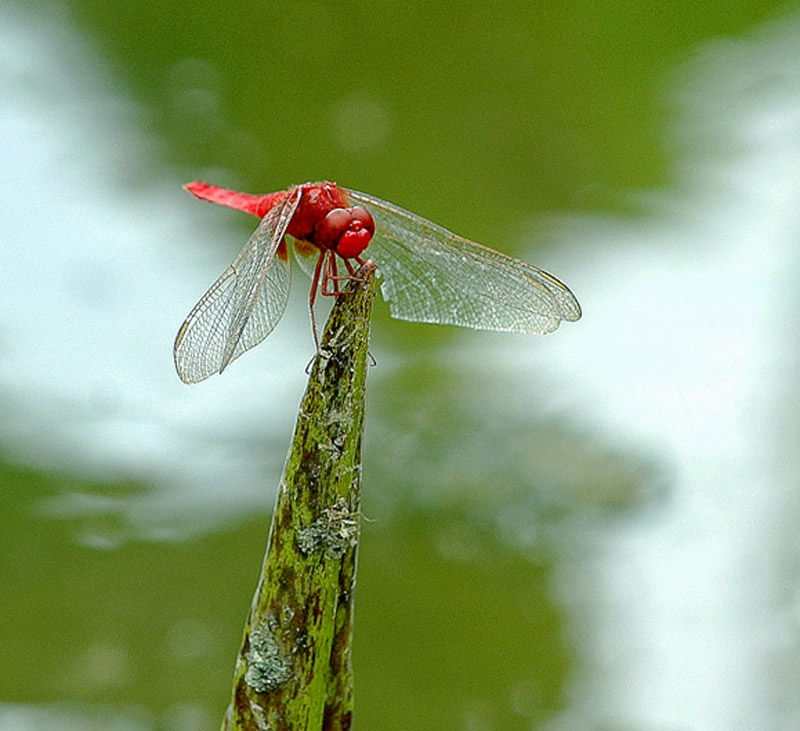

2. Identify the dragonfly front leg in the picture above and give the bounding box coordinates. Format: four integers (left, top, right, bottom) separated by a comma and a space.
342, 257, 365, 277
308, 250, 327, 350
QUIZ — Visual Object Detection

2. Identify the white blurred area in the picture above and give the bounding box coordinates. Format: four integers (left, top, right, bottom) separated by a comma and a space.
0, 5, 314, 540
482, 14, 800, 731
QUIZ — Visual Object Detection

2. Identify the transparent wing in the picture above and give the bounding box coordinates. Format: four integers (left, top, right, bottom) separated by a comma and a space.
173, 189, 301, 383
343, 189, 581, 334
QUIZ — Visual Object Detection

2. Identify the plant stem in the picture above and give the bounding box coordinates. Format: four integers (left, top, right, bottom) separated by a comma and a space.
222, 262, 376, 731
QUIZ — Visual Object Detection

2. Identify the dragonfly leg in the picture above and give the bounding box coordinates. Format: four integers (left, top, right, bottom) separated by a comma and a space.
343, 258, 357, 277
321, 252, 343, 296
330, 255, 341, 296
309, 251, 325, 350
322, 255, 365, 291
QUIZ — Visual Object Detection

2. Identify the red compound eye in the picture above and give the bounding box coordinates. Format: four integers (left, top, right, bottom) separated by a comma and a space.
350, 206, 375, 233
315, 206, 375, 257
337, 228, 370, 258
337, 206, 374, 258
315, 208, 352, 248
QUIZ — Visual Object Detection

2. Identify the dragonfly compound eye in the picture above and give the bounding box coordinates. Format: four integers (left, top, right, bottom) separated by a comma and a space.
350, 206, 375, 234
315, 208, 352, 248
316, 207, 375, 258
336, 207, 374, 258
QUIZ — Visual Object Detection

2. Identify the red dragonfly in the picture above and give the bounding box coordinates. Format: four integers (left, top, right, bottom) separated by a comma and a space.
174, 181, 581, 383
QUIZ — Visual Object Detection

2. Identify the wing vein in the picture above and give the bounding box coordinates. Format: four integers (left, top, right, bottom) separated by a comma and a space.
343, 188, 581, 334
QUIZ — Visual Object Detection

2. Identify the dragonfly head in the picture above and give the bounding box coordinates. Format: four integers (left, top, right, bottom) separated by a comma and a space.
315, 206, 375, 259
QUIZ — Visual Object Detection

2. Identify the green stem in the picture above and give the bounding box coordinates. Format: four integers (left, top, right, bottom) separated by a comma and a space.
222, 263, 376, 731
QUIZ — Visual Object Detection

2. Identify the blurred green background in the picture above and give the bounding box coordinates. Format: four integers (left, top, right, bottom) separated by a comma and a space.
3, 0, 799, 729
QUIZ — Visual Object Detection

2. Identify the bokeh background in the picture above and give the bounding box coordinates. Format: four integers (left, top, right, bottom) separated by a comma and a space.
3, 1, 800, 729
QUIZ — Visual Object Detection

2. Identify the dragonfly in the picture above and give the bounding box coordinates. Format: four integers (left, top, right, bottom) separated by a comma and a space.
174, 180, 582, 384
